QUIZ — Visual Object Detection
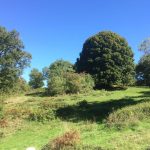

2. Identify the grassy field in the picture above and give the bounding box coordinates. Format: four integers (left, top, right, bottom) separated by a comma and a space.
0, 87, 150, 150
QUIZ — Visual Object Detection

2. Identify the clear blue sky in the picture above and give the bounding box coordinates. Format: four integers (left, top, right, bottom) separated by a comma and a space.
0, 0, 150, 81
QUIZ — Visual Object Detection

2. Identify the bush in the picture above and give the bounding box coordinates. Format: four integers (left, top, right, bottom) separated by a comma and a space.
65, 73, 94, 94
5, 107, 31, 119
28, 109, 55, 122
47, 76, 66, 96
47, 72, 94, 96
106, 102, 150, 129
41, 130, 80, 150
40, 100, 68, 110
0, 78, 30, 97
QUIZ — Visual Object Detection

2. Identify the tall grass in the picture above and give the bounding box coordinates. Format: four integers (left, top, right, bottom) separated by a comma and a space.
106, 101, 150, 128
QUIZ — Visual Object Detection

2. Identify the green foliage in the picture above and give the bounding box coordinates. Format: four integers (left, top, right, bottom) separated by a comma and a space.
75, 31, 135, 88
47, 76, 66, 96
47, 72, 94, 95
13, 78, 30, 93
136, 54, 150, 86
44, 59, 74, 79
46, 59, 94, 95
0, 78, 30, 98
28, 109, 55, 122
29, 68, 44, 89
0, 26, 31, 92
65, 73, 94, 94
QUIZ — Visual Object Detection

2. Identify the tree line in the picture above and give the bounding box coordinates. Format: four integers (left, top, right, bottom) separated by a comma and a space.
0, 26, 150, 96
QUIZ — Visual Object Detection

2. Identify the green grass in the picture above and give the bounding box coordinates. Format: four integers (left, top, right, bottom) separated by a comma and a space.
0, 87, 150, 150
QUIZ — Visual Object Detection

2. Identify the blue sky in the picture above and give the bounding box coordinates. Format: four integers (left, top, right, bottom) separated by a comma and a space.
0, 0, 150, 81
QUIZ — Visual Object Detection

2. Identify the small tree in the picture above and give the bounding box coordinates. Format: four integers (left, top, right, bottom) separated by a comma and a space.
29, 68, 44, 89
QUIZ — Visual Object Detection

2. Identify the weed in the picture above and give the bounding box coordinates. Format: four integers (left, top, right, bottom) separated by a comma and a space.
41, 130, 80, 150
28, 109, 55, 122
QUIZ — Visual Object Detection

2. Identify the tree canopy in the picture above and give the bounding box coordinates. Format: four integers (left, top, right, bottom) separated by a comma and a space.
0, 26, 31, 91
136, 54, 150, 86
48, 59, 74, 77
75, 31, 135, 88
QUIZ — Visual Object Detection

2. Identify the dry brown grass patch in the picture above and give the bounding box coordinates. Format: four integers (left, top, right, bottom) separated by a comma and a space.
0, 119, 8, 128
42, 130, 80, 150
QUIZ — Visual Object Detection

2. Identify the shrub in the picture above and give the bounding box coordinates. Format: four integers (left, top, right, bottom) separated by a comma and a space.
41, 130, 80, 150
47, 72, 94, 96
0, 78, 30, 97
106, 102, 150, 129
65, 73, 94, 94
4, 105, 33, 119
40, 101, 68, 110
28, 109, 55, 122
47, 76, 66, 96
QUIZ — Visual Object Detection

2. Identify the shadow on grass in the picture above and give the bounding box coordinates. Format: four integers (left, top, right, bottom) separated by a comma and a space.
25, 92, 49, 97
95, 85, 128, 91
129, 90, 150, 99
56, 97, 149, 123
138, 90, 150, 97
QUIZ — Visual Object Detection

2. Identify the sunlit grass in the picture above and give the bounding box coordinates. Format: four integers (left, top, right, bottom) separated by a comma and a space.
0, 87, 150, 150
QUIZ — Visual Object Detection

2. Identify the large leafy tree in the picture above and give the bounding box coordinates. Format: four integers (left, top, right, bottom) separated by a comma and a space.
75, 31, 135, 88
29, 68, 44, 89
0, 27, 31, 91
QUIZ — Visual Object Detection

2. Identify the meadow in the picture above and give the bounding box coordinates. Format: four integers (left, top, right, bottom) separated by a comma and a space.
0, 87, 150, 150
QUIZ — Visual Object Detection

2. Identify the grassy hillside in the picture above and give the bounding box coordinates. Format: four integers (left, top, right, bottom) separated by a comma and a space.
0, 87, 150, 150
